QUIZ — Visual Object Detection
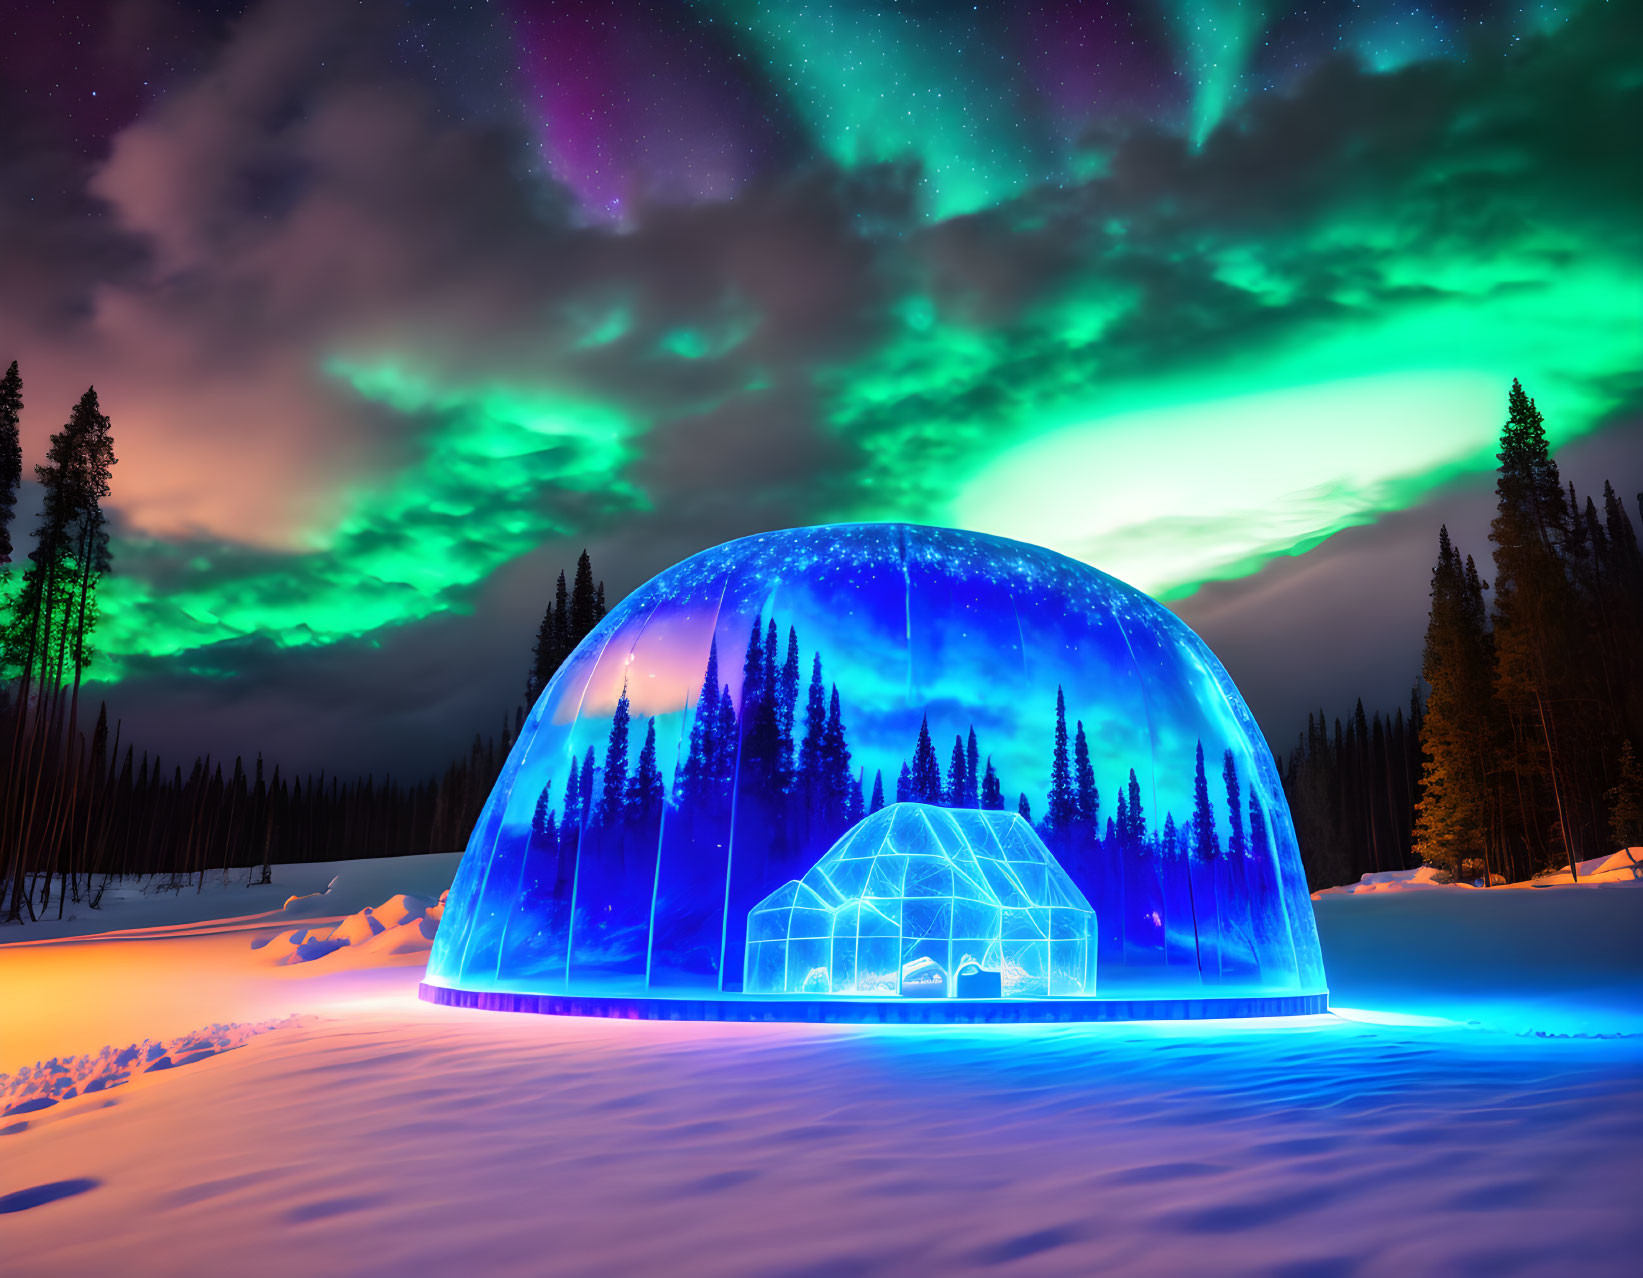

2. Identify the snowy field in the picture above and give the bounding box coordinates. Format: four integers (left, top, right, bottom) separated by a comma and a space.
3, 859, 1640, 1277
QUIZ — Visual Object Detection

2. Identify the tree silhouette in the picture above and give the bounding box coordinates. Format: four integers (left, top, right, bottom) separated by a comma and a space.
910, 715, 942, 803
965, 728, 980, 808
626, 720, 664, 825
570, 550, 599, 642
1191, 742, 1219, 860
799, 653, 826, 812
1125, 768, 1145, 848
1248, 789, 1270, 865
1046, 687, 1075, 836
1413, 526, 1495, 880
1074, 721, 1098, 838
981, 757, 1003, 810
777, 627, 800, 785
0, 361, 20, 565
599, 684, 631, 825
946, 735, 968, 806
1222, 751, 1246, 861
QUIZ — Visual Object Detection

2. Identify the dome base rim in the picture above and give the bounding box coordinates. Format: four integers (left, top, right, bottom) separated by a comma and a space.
418, 982, 1328, 1024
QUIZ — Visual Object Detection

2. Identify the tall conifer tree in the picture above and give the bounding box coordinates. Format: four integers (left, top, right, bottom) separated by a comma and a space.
1073, 722, 1098, 836
1047, 687, 1075, 834
599, 683, 631, 824
1413, 527, 1496, 880
946, 735, 968, 807
965, 728, 980, 808
1222, 751, 1245, 860
981, 758, 1003, 810
569, 550, 598, 643
0, 361, 20, 565
910, 715, 942, 803
626, 720, 664, 824
1191, 743, 1219, 860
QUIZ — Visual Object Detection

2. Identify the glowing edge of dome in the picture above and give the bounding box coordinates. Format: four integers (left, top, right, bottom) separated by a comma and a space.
418, 983, 1328, 1024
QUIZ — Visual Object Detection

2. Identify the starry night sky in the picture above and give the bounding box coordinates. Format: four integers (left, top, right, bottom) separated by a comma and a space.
0, 0, 1638, 776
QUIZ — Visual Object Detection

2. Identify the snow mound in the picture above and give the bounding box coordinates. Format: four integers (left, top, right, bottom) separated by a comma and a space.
0, 1019, 294, 1118
1316, 848, 1643, 897
1316, 867, 1467, 896
1530, 849, 1643, 886
251, 891, 446, 967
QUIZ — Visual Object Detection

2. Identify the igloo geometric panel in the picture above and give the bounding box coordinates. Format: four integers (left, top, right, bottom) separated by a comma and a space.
745, 804, 1095, 999
424, 523, 1326, 1016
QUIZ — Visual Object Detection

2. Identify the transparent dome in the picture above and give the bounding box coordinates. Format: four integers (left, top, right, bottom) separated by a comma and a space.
426, 523, 1325, 1010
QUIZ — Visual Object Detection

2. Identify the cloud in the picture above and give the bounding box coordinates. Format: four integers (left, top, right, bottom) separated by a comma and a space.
0, 0, 1636, 773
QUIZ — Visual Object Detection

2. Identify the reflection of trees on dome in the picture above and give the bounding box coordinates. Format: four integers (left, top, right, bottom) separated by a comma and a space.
428, 524, 1325, 1004
745, 804, 1095, 999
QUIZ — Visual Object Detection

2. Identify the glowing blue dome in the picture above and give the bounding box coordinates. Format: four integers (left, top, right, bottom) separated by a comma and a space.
425, 523, 1325, 1020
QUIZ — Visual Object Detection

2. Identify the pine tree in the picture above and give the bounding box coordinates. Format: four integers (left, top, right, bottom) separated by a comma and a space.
910, 715, 942, 803
799, 653, 826, 804
1126, 768, 1145, 846
1607, 740, 1643, 849
626, 719, 664, 825
526, 581, 563, 704
980, 758, 1003, 810
1046, 686, 1075, 834
570, 550, 598, 643
821, 686, 852, 824
1191, 742, 1219, 860
869, 769, 885, 814
562, 767, 582, 840
1489, 380, 1581, 871
965, 728, 980, 808
1413, 526, 1495, 881
714, 687, 737, 792
579, 748, 596, 824
532, 784, 554, 841
0, 360, 21, 565
946, 735, 968, 807
1017, 792, 1032, 823
553, 570, 570, 659
1222, 751, 1246, 860
1074, 722, 1098, 836
736, 619, 783, 797
1248, 790, 1270, 865
896, 762, 912, 803
679, 640, 722, 804
778, 627, 800, 785
599, 683, 631, 824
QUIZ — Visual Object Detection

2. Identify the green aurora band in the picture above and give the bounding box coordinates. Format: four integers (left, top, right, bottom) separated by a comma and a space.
68, 2, 1643, 682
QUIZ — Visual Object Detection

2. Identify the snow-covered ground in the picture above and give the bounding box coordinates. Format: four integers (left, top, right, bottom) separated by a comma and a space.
1315, 849, 1643, 895
2, 857, 1640, 1276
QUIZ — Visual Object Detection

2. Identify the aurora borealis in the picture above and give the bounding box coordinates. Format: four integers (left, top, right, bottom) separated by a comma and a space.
0, 0, 1638, 772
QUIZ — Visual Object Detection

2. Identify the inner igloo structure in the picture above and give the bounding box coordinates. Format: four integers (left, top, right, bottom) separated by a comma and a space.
746, 804, 1096, 999
423, 523, 1327, 1022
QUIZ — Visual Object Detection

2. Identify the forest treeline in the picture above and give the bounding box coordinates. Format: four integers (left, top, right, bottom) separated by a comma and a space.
0, 362, 606, 921
505, 611, 1286, 989
1, 362, 1638, 921
1281, 381, 1643, 887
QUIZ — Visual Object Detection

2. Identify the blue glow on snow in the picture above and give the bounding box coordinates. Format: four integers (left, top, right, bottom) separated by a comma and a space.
425, 523, 1326, 1009
746, 804, 1095, 998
